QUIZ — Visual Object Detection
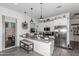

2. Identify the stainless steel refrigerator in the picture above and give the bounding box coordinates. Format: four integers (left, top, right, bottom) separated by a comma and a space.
54, 26, 68, 48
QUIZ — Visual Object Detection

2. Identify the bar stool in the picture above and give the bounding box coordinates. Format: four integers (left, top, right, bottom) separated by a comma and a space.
20, 39, 34, 54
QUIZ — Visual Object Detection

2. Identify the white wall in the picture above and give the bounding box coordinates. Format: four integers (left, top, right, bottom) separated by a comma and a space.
0, 6, 32, 51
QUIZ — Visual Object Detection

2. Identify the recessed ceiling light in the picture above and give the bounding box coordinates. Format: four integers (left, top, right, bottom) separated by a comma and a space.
56, 6, 62, 8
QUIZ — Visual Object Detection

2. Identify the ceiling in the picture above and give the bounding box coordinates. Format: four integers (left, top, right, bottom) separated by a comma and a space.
0, 3, 79, 19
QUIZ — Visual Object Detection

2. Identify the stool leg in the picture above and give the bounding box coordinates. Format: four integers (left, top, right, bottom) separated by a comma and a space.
20, 41, 21, 48
27, 45, 29, 54
32, 43, 34, 51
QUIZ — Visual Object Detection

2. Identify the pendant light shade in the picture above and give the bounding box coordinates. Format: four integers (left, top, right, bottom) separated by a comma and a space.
30, 19, 33, 23
40, 16, 43, 20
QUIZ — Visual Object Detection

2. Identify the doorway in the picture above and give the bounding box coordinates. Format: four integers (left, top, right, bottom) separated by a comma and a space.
5, 22, 16, 48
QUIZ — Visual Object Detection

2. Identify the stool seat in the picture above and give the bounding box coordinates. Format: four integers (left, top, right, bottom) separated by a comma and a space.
21, 40, 33, 45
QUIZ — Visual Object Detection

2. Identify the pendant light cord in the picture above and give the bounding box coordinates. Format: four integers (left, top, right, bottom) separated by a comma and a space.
40, 3, 43, 17
24, 11, 26, 23
31, 8, 33, 20
40, 3, 44, 19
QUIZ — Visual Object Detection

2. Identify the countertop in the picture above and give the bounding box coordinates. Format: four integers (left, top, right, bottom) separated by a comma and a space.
20, 36, 54, 43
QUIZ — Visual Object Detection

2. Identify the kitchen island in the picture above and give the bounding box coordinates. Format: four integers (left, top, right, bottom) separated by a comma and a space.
20, 36, 54, 56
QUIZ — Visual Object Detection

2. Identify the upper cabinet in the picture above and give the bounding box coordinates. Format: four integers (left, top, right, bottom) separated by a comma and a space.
37, 13, 70, 32
54, 18, 68, 26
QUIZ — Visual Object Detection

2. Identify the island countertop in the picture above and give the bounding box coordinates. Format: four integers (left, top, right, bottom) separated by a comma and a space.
20, 36, 54, 44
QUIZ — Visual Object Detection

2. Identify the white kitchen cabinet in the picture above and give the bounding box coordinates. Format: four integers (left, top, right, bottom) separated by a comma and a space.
54, 18, 68, 26
38, 21, 54, 32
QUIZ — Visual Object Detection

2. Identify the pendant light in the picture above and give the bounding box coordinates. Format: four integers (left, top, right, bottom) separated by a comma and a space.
30, 8, 33, 23
22, 11, 28, 29
40, 3, 43, 20
24, 11, 27, 23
